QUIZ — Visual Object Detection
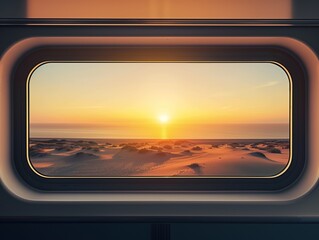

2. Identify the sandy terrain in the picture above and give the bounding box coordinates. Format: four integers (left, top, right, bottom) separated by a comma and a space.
29, 139, 290, 177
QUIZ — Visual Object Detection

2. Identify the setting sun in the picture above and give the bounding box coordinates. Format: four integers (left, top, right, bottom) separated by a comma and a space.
158, 114, 170, 124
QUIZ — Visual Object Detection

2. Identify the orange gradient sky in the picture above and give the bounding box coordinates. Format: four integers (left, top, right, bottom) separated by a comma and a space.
30, 62, 290, 139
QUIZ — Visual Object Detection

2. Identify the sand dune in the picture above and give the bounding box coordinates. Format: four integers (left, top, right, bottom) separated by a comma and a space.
29, 138, 290, 177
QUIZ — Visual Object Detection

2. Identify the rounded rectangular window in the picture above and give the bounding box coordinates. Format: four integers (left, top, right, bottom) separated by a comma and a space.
10, 42, 305, 192
28, 62, 291, 178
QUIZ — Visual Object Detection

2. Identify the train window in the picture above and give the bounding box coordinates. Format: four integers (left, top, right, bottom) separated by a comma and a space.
28, 62, 291, 178
9, 42, 306, 191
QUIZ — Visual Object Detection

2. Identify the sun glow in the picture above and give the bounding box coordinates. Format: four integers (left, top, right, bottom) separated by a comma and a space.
158, 114, 170, 124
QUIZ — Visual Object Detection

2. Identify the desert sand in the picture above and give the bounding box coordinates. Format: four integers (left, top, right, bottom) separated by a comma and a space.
29, 138, 289, 177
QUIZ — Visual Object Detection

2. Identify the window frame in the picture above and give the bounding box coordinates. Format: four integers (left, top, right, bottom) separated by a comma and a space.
12, 45, 306, 191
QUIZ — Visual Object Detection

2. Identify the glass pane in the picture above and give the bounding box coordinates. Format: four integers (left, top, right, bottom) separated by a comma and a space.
29, 62, 290, 177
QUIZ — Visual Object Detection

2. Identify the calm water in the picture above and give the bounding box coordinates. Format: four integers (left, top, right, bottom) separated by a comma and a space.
30, 123, 289, 139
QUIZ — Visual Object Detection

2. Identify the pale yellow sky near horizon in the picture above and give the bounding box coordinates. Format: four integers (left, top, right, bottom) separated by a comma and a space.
29, 62, 290, 139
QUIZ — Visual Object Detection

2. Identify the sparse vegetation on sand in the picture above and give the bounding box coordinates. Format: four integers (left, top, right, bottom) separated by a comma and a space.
187, 163, 203, 174
121, 145, 138, 152
192, 146, 202, 151
249, 151, 268, 159
183, 150, 192, 154
266, 147, 281, 154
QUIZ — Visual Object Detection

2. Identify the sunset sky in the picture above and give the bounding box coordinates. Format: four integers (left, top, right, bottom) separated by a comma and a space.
29, 62, 290, 139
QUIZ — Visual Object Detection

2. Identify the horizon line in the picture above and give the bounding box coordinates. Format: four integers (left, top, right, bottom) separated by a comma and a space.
29, 137, 289, 140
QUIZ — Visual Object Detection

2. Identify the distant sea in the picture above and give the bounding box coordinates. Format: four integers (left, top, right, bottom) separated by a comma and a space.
30, 123, 289, 139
